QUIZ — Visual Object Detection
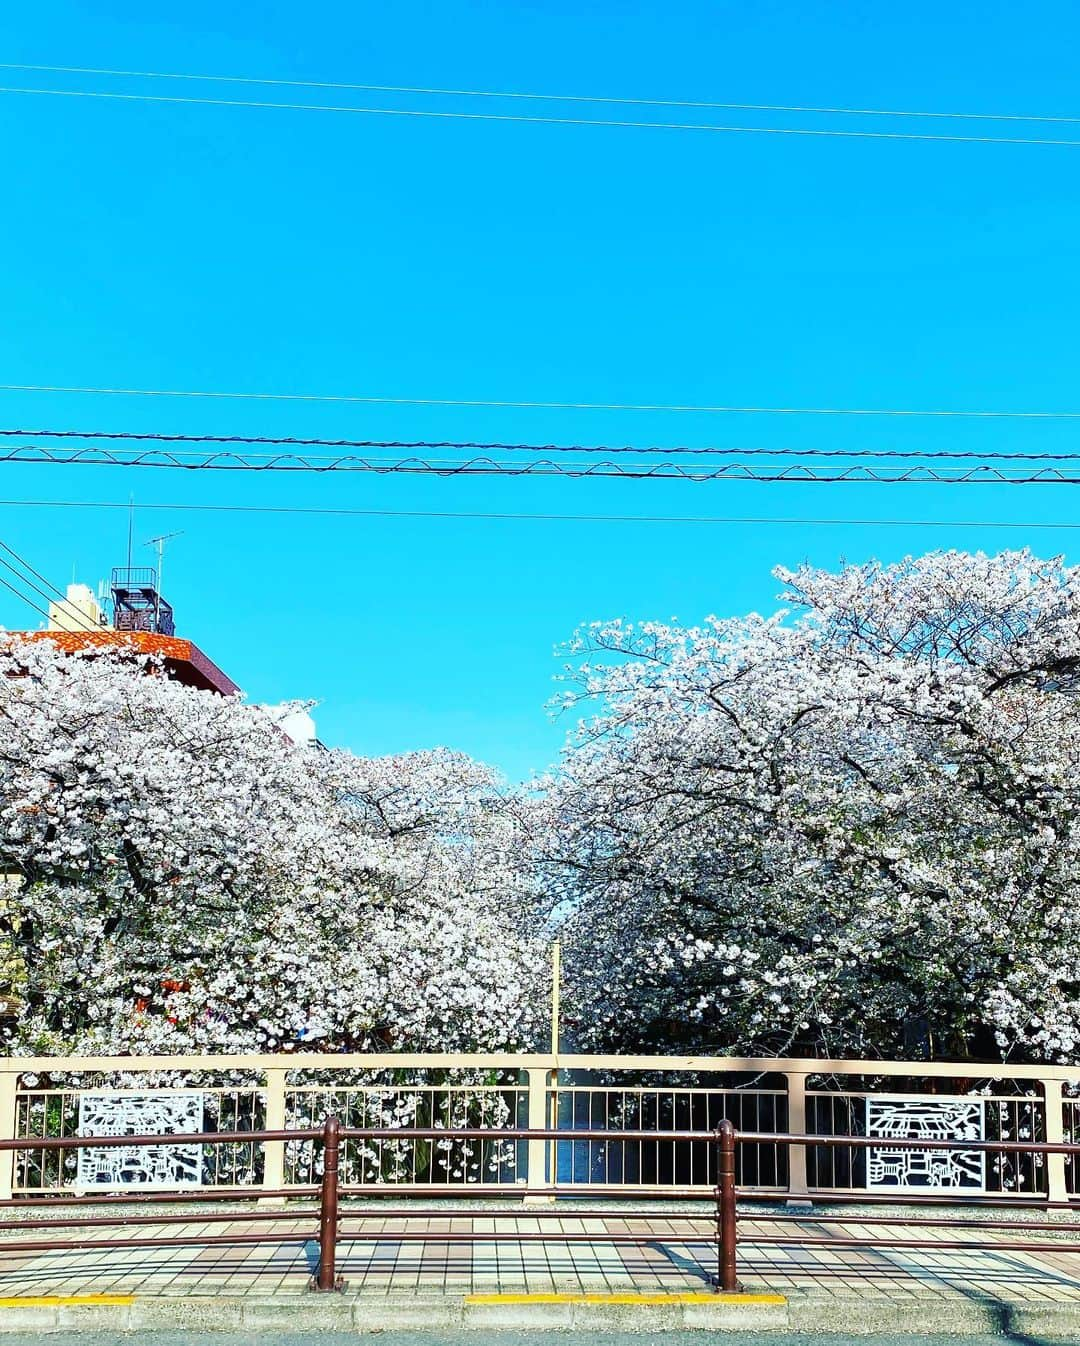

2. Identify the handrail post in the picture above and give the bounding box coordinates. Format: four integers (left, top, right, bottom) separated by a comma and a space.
714, 1119, 740, 1293
310, 1115, 344, 1292
0, 1073, 18, 1201
784, 1071, 811, 1207
524, 1067, 554, 1204
1043, 1079, 1069, 1205
260, 1068, 288, 1205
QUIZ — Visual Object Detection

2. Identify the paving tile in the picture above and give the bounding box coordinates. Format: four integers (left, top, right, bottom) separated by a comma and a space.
2, 1201, 1080, 1314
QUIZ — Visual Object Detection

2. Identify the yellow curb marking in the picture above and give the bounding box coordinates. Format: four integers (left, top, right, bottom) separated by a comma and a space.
0, 1295, 135, 1307
466, 1291, 786, 1305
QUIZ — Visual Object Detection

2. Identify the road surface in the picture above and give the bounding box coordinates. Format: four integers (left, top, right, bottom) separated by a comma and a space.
29, 1335, 1052, 1346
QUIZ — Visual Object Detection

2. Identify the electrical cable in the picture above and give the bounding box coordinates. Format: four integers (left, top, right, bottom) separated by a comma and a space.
0, 555, 72, 621
5, 427, 1080, 461
4, 384, 1079, 420
0, 572, 51, 624
2, 62, 1078, 127
0, 546, 98, 632
1, 496, 1079, 531
0, 539, 99, 632
2, 441, 1080, 481
2, 84, 1079, 147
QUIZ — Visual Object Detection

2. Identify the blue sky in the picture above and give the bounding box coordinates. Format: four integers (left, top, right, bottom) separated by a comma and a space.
1, 1, 1079, 779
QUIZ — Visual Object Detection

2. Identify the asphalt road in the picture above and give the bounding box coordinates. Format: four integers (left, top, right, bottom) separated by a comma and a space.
28, 1335, 1055, 1346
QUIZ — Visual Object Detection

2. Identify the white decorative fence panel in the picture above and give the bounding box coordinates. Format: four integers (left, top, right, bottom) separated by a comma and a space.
805, 1090, 1046, 1198
76, 1091, 203, 1190
865, 1096, 985, 1193
13, 1082, 265, 1193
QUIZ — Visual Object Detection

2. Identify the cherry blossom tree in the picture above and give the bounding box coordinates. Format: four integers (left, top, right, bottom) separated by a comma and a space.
547, 551, 1080, 1063
7, 548, 1080, 1071
0, 638, 547, 1057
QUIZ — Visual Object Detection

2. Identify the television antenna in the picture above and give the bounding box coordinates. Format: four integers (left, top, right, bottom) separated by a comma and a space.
144, 530, 183, 630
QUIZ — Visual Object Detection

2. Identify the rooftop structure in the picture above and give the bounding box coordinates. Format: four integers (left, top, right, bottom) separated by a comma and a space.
13, 568, 240, 697
46, 582, 107, 634
261, 703, 325, 751
19, 627, 240, 697
110, 566, 175, 637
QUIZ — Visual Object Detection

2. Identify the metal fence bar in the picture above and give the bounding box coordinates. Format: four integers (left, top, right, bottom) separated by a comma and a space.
4, 1119, 1080, 1287
4, 1124, 1077, 1154
716, 1120, 739, 1293
728, 1129, 1080, 1281
737, 1130, 1080, 1154
312, 1115, 343, 1292
3, 1052, 1079, 1078
0, 1187, 318, 1206
0, 1208, 319, 1231
0, 1075, 16, 1202
741, 1212, 1080, 1232
784, 1073, 809, 1201
742, 1232, 1080, 1254
0, 1230, 313, 1253
0, 1127, 322, 1151
262, 1069, 288, 1198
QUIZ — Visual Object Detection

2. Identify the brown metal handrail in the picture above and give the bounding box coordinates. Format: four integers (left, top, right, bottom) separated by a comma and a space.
5, 1120, 1080, 1296
0, 1117, 741, 1293
725, 1127, 1080, 1290
0, 1117, 339, 1289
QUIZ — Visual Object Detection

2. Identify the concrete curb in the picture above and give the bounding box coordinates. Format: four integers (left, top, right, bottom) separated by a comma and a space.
0, 1292, 793, 1334
0, 1290, 1079, 1335
1011, 1302, 1080, 1340
786, 1292, 1080, 1339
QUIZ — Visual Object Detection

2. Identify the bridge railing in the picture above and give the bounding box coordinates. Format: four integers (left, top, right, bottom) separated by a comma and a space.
1, 1052, 1076, 1203
3, 1120, 1080, 1295
0, 1118, 737, 1293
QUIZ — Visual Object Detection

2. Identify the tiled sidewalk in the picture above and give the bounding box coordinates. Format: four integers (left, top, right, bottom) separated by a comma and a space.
0, 1202, 1077, 1309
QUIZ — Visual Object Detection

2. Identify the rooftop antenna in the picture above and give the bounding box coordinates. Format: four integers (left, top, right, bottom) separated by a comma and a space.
126, 497, 134, 571
144, 530, 183, 631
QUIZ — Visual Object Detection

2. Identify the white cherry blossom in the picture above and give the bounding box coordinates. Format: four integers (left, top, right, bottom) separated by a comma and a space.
546, 551, 1080, 1062
0, 638, 547, 1057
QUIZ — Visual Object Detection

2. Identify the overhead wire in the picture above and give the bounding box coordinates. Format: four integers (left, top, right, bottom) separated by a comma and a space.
0, 554, 73, 623
2, 61, 1077, 126
3, 384, 1079, 419
2, 440, 1080, 481
2, 84, 1078, 147
0, 539, 99, 631
0, 540, 99, 632
2, 496, 1079, 531
3, 74, 1074, 605
0, 572, 50, 624
5, 427, 1080, 461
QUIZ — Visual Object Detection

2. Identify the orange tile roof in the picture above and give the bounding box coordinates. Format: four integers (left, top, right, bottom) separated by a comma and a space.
6, 630, 240, 697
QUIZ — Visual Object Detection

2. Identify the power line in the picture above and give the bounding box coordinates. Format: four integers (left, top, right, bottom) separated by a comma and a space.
6, 427, 1080, 461
4, 383, 1079, 420
3, 62, 1077, 127
0, 554, 71, 623
2, 84, 1079, 148
2, 496, 1079, 531
0, 541, 99, 631
0, 572, 50, 624
0, 540, 98, 632
3, 440, 1080, 481
0, 539, 77, 606
0, 537, 96, 629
